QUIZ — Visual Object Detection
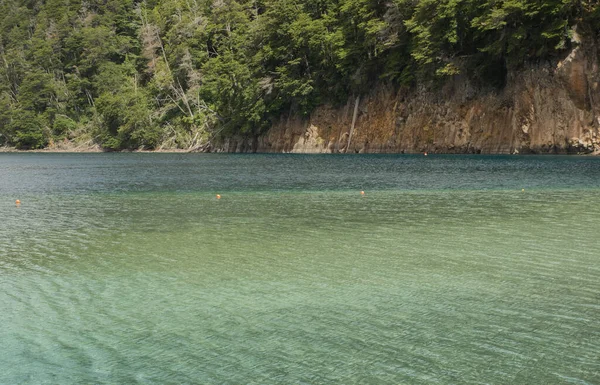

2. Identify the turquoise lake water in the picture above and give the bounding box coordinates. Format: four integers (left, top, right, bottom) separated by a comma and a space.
0, 153, 599, 384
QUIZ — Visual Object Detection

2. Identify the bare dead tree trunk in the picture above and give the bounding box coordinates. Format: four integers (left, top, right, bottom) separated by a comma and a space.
346, 96, 360, 153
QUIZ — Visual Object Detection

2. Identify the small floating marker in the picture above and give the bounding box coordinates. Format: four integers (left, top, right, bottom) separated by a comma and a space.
360, 191, 365, 196
522, 189, 525, 192
216, 194, 221, 200
424, 152, 428, 156
15, 199, 21, 206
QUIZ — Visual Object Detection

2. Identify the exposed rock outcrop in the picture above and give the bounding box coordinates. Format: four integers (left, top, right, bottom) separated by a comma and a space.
221, 36, 600, 155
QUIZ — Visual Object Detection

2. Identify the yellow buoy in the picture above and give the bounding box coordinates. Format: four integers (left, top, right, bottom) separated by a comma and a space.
522, 189, 525, 192
216, 194, 221, 200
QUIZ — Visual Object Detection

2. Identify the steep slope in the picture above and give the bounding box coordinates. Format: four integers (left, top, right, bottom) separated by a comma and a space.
222, 38, 599, 154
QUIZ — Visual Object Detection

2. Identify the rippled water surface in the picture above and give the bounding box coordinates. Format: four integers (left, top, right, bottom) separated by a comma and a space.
1, 153, 599, 384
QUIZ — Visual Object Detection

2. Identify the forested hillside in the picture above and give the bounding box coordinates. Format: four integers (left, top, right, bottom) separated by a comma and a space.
1, 0, 598, 150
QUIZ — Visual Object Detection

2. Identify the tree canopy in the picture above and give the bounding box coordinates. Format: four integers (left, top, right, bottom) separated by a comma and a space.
0, 0, 598, 149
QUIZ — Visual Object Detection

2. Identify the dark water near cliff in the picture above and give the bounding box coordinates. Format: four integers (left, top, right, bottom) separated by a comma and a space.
1, 153, 599, 384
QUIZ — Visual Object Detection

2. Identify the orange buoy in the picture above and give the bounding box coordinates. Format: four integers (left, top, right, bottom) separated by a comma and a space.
15, 199, 21, 206
360, 191, 365, 196
216, 194, 221, 200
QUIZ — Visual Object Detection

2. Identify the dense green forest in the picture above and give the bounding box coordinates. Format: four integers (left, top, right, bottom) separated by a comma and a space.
0, 0, 598, 150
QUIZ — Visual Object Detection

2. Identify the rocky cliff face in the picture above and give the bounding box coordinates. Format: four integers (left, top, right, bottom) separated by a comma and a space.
220, 35, 600, 155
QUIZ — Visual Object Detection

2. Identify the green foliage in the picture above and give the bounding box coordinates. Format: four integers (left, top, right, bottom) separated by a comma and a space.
18, 71, 57, 113
0, 95, 14, 146
95, 87, 158, 150
0, 0, 595, 150
52, 115, 78, 138
10, 110, 49, 150
471, 0, 575, 65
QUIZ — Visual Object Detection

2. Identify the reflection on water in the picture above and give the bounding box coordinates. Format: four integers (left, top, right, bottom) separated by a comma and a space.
1, 154, 599, 384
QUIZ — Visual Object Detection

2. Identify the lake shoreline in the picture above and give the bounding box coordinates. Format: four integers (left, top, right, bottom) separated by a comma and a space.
0, 145, 191, 154
2, 146, 598, 155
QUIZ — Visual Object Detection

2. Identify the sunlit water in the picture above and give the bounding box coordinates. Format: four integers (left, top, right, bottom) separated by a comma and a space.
1, 153, 599, 384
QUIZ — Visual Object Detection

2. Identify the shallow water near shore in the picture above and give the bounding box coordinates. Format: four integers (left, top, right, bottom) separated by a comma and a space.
1, 153, 599, 384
